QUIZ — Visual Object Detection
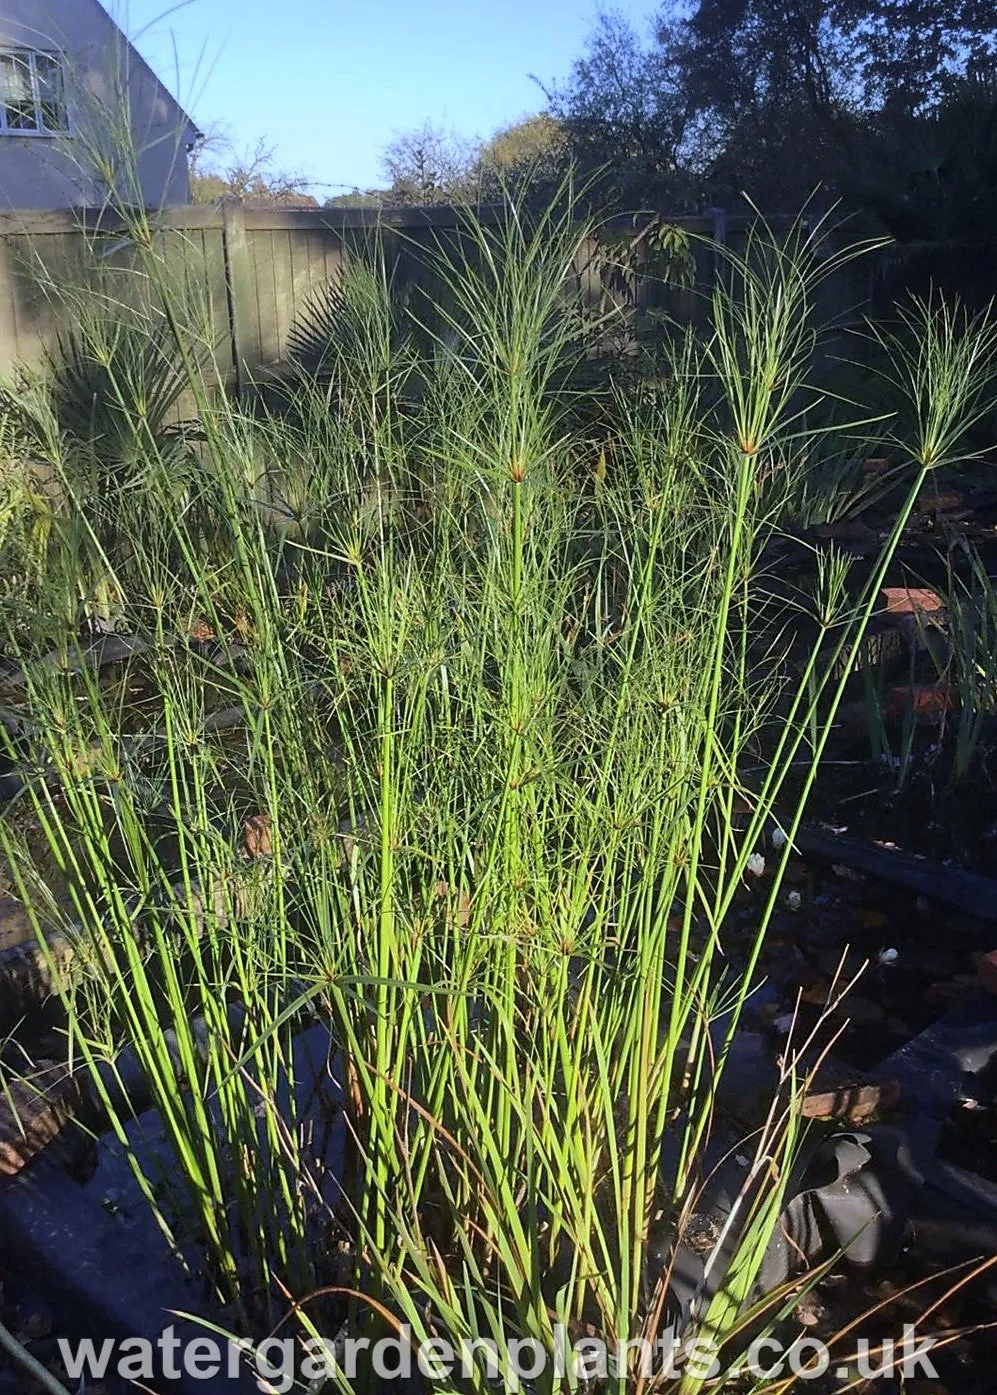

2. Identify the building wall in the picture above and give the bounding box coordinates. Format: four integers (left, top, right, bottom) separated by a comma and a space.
0, 0, 194, 209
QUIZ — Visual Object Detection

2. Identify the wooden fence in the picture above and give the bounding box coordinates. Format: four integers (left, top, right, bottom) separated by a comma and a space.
0, 201, 875, 390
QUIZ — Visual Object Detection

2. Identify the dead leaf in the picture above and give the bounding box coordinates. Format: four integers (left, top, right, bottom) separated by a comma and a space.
854, 907, 889, 930
801, 979, 831, 1006
244, 813, 273, 858
0, 1062, 83, 1176
189, 618, 216, 643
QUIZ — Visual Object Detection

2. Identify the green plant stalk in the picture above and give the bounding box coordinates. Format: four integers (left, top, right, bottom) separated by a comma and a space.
708, 461, 931, 1100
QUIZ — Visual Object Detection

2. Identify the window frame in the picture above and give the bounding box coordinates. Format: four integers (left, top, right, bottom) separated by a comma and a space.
0, 49, 69, 137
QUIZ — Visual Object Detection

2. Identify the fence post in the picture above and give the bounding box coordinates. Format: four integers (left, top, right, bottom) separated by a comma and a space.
221, 197, 253, 398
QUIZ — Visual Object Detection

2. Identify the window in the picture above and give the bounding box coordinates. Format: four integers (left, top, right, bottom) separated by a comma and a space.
0, 51, 67, 135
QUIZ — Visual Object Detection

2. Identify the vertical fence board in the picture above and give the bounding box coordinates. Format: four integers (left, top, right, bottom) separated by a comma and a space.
220, 199, 257, 396
246, 229, 274, 367
284, 229, 318, 361
268, 230, 292, 362
0, 236, 23, 369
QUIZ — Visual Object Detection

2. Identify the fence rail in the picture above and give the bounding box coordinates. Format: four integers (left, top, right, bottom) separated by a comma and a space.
0, 201, 873, 389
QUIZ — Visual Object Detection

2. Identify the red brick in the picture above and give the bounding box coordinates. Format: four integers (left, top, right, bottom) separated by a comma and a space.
886, 682, 959, 720
881, 586, 945, 617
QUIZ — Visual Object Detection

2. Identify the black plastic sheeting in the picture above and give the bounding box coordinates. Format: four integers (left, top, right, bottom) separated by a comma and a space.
665, 990, 997, 1327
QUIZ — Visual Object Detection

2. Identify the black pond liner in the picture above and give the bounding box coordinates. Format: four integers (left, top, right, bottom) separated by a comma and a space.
0, 1157, 258, 1395
0, 1020, 345, 1395
664, 990, 997, 1329
6, 988, 997, 1391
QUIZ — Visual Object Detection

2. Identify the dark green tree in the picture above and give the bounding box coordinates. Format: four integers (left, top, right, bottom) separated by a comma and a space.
836, 0, 997, 113
543, 10, 701, 211
549, 0, 997, 212
843, 76, 997, 306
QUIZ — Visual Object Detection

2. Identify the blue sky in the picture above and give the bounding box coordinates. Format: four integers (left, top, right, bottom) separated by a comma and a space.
119, 0, 656, 196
